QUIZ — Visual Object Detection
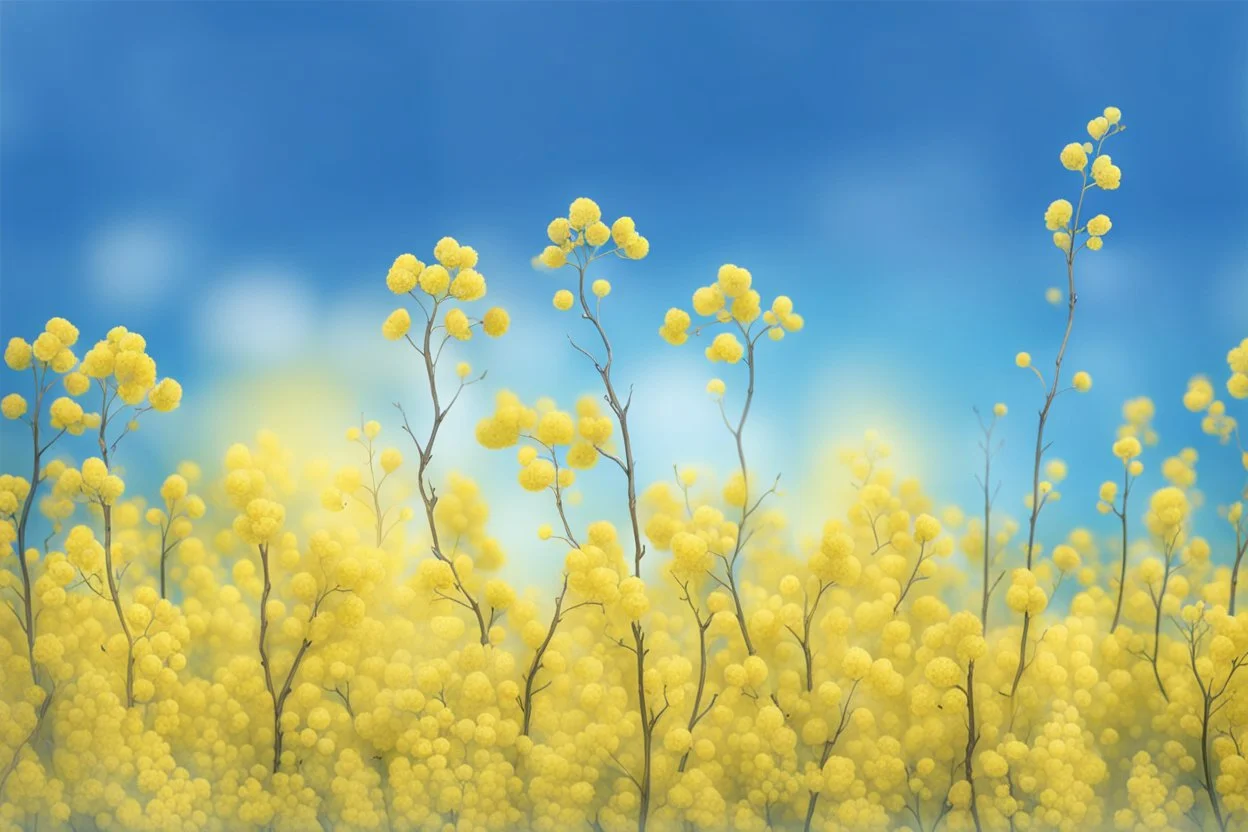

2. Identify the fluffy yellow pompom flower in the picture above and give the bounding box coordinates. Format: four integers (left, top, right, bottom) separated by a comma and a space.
1183, 376, 1214, 412
553, 290, 575, 311
386, 254, 420, 294
716, 264, 752, 299
450, 268, 487, 301
622, 234, 650, 259
841, 647, 873, 680
483, 307, 510, 338
660, 308, 692, 346
568, 197, 601, 230
1044, 199, 1073, 230
433, 236, 461, 268
1087, 117, 1109, 140
611, 216, 636, 246
913, 513, 941, 542
993, 402, 1007, 417
1146, 486, 1189, 534
536, 410, 575, 446
585, 221, 611, 247
539, 245, 567, 269
1092, 154, 1122, 190
5, 337, 33, 371
924, 657, 961, 688
1086, 214, 1112, 237
445, 308, 472, 340
1113, 436, 1142, 460
380, 448, 402, 474
419, 264, 451, 296
705, 332, 744, 364
1060, 142, 1088, 171
592, 279, 611, 298
547, 217, 571, 244
707, 378, 725, 397
233, 498, 285, 544
1072, 371, 1092, 392
148, 378, 183, 412
382, 308, 411, 341
1052, 544, 1081, 572
518, 459, 556, 492
692, 285, 724, 317
1, 393, 27, 420
1104, 106, 1122, 124
1015, 352, 1032, 368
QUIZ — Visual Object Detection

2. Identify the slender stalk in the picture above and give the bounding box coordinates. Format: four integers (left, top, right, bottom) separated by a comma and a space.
1008, 155, 1098, 698
785, 580, 833, 693
1230, 523, 1245, 617
964, 663, 982, 832
1110, 464, 1133, 632
803, 680, 859, 832
566, 236, 653, 831
712, 327, 779, 656
396, 294, 489, 645
13, 365, 50, 684
98, 395, 135, 708
676, 588, 717, 774
893, 542, 929, 616
258, 541, 339, 772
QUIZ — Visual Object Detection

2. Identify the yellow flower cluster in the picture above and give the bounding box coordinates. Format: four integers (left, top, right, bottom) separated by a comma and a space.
5, 110, 1248, 832
382, 237, 509, 343
1184, 338, 1247, 471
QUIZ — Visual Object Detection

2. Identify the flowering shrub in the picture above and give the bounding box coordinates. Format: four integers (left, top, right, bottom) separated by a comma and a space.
3, 107, 1248, 832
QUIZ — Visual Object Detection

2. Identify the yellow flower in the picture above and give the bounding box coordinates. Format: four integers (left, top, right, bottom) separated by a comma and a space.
539, 246, 567, 269
547, 217, 571, 244
1015, 352, 1032, 368
1072, 371, 1092, 392
483, 307, 510, 338
1087, 117, 1109, 140
382, 308, 411, 341
1044, 199, 1073, 230
553, 290, 575, 311
1, 393, 27, 420
1086, 214, 1112, 236
1060, 142, 1088, 171
1092, 155, 1122, 189
568, 197, 601, 230
705, 332, 744, 364
386, 254, 420, 294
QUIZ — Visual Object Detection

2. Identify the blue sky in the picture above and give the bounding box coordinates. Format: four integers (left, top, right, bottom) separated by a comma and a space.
2, 2, 1246, 581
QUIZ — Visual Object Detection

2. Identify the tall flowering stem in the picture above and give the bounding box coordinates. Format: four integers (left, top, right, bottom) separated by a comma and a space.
383, 236, 509, 647
1008, 114, 1126, 698
1108, 455, 1138, 632
541, 198, 655, 831
9, 364, 66, 684
516, 439, 601, 736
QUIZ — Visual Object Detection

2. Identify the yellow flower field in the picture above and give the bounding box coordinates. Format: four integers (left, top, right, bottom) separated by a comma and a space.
2, 106, 1248, 832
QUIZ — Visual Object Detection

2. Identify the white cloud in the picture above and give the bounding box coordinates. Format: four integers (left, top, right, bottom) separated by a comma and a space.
86, 220, 181, 307
195, 268, 314, 365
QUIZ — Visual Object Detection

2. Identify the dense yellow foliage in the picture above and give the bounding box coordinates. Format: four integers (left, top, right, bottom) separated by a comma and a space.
3, 107, 1248, 832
